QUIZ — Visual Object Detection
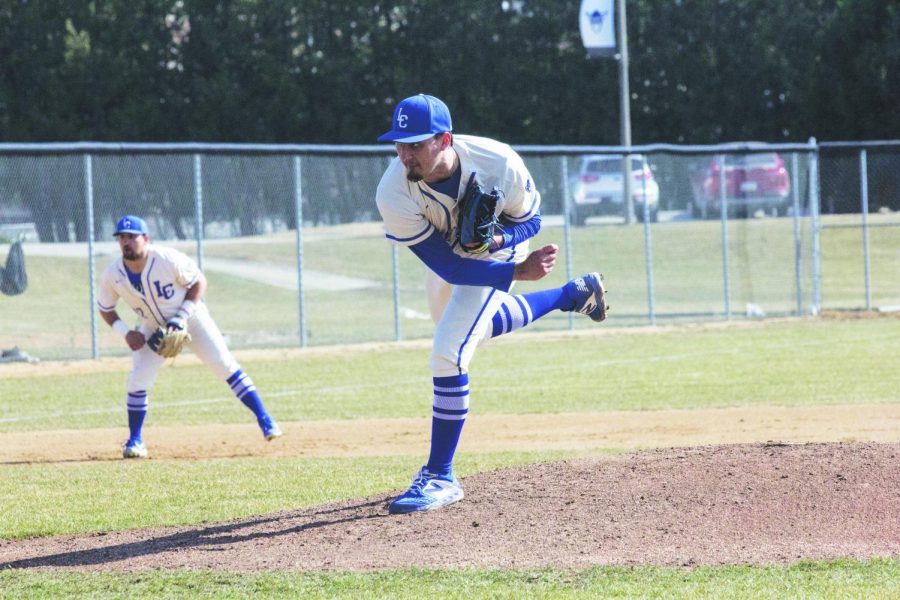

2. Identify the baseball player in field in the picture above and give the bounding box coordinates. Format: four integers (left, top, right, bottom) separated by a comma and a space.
375, 94, 608, 513
97, 215, 282, 458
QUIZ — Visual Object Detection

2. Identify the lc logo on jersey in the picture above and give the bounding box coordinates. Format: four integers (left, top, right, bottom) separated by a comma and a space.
154, 281, 175, 299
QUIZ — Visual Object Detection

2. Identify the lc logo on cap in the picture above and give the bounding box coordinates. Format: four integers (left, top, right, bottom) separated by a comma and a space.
114, 215, 149, 236
397, 107, 409, 129
378, 94, 452, 143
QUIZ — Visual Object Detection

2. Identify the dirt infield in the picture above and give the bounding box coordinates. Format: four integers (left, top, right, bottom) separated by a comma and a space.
2, 407, 899, 571
2, 442, 898, 571
2, 404, 900, 464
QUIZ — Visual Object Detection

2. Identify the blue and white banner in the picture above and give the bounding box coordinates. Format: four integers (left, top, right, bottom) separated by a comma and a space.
579, 0, 617, 58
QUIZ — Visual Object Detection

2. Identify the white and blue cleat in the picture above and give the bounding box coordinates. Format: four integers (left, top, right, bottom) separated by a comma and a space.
122, 439, 148, 459
258, 416, 283, 441
388, 466, 464, 514
568, 272, 608, 322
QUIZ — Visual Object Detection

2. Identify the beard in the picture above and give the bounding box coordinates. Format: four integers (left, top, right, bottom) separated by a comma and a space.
122, 248, 140, 261
404, 164, 424, 182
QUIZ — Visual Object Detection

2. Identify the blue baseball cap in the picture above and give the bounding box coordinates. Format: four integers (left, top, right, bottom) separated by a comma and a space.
113, 215, 148, 236
377, 94, 453, 143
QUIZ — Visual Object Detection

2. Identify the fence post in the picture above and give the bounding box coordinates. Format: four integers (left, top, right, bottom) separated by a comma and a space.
560, 155, 574, 330
718, 154, 731, 320
809, 138, 822, 314
294, 156, 307, 347
791, 153, 803, 315
860, 149, 872, 311
85, 154, 99, 360
193, 154, 204, 270
641, 157, 656, 325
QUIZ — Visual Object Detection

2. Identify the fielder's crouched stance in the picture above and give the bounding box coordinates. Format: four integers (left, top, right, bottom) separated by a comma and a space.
97, 215, 282, 459
375, 95, 608, 514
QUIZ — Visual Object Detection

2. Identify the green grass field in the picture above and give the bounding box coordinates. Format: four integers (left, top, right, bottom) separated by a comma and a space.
2, 559, 897, 599
2, 213, 898, 359
3, 318, 899, 434
2, 317, 899, 597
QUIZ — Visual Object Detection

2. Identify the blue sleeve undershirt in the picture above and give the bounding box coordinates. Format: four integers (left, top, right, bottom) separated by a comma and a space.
493, 212, 541, 253
408, 230, 515, 291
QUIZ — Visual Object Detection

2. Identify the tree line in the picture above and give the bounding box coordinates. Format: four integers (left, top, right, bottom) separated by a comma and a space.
1, 0, 897, 145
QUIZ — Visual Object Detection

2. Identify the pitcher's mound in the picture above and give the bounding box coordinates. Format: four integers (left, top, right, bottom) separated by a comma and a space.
3, 442, 899, 571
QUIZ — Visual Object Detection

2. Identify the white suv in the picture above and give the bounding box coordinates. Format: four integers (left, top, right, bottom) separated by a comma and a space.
569, 154, 660, 225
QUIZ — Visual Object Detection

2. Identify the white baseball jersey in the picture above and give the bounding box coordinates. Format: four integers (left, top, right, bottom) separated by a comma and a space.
98, 244, 239, 387
375, 135, 542, 376
97, 244, 200, 328
376, 134, 541, 263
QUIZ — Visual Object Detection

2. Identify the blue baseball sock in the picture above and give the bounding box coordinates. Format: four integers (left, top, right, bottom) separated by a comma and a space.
127, 410, 146, 442
228, 370, 268, 419
126, 391, 148, 443
426, 373, 469, 478
490, 287, 571, 338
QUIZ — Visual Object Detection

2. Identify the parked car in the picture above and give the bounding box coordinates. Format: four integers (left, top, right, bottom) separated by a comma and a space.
691, 152, 791, 219
569, 154, 660, 225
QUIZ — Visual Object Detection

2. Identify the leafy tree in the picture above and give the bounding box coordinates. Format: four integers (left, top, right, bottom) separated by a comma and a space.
0, 0, 897, 144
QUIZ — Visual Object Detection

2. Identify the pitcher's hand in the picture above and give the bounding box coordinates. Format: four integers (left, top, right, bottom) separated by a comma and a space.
513, 244, 557, 281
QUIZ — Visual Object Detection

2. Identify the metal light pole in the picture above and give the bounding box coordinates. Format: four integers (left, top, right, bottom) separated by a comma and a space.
580, 0, 633, 224
617, 0, 634, 224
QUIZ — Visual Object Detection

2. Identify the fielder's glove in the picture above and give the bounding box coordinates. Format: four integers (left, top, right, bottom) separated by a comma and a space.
457, 172, 501, 254
147, 326, 191, 358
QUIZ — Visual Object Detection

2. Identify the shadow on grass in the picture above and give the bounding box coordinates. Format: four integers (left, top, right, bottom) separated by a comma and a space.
0, 498, 389, 570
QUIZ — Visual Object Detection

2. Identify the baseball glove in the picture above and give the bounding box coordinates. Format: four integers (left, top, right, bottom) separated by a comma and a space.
147, 327, 191, 358
458, 172, 501, 254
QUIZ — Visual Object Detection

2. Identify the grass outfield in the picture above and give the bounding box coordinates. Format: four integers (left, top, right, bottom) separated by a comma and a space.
3, 318, 900, 432
2, 212, 898, 358
2, 317, 900, 596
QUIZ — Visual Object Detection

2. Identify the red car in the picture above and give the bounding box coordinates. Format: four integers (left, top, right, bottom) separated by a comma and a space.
691, 152, 791, 219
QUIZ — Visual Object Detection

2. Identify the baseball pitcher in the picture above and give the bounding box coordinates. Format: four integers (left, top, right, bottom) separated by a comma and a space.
375, 94, 608, 513
97, 215, 282, 458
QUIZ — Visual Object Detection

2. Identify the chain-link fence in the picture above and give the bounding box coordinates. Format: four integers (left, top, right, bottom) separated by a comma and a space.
1, 140, 898, 361
817, 142, 900, 312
